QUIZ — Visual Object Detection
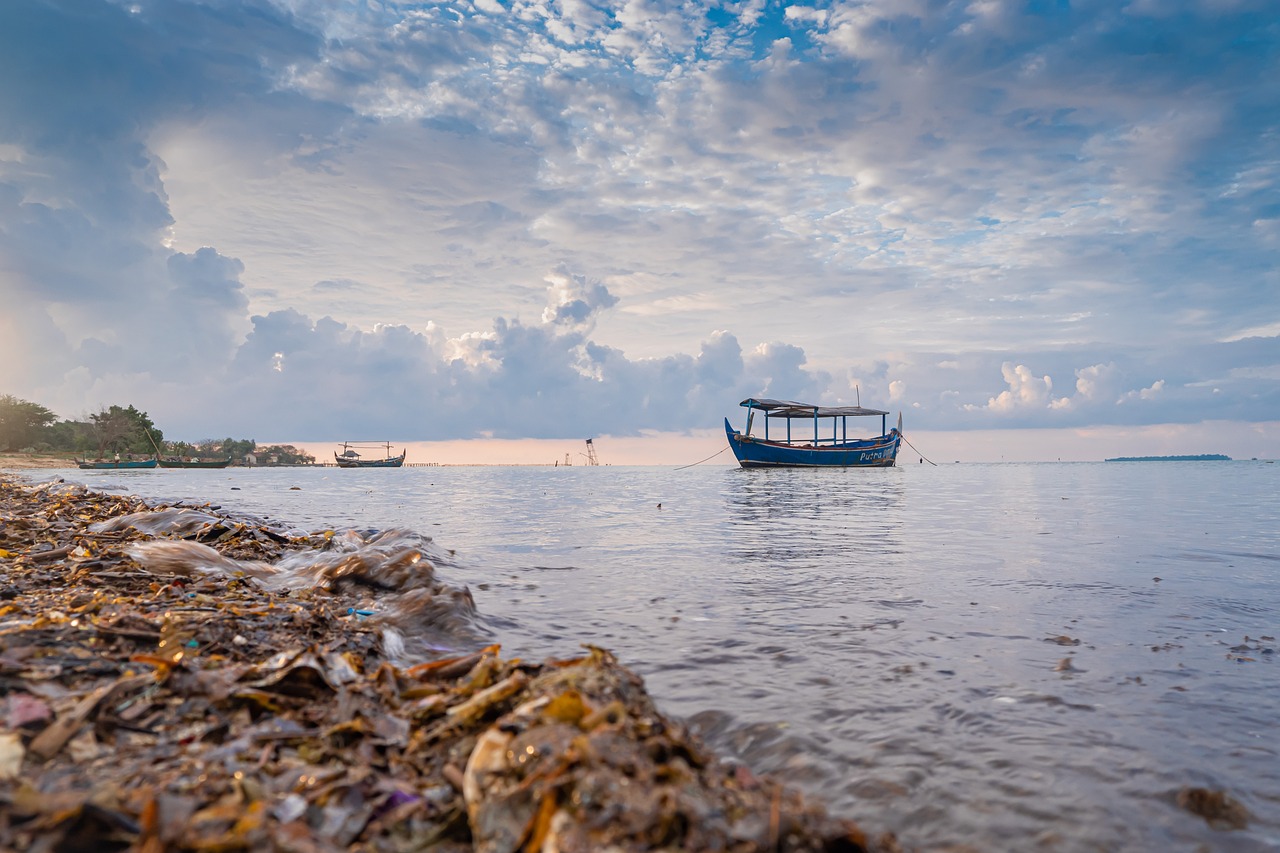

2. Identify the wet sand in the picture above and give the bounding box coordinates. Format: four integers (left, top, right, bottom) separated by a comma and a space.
0, 474, 890, 852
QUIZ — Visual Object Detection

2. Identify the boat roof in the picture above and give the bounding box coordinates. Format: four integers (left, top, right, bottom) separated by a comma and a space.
739, 397, 890, 418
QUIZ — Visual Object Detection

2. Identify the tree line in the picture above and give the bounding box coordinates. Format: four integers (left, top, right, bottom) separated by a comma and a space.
0, 394, 315, 465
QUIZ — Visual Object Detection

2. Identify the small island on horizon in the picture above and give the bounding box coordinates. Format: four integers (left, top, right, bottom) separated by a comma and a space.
1104, 453, 1232, 462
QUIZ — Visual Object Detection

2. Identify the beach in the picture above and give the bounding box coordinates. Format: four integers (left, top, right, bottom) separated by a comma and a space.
4, 461, 1276, 850
0, 454, 76, 470
0, 474, 883, 852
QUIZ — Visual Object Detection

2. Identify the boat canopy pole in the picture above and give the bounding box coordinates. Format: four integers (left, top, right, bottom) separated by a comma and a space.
737, 397, 897, 448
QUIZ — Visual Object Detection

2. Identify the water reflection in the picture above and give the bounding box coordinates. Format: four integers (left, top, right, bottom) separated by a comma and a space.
723, 468, 906, 565
34, 463, 1280, 852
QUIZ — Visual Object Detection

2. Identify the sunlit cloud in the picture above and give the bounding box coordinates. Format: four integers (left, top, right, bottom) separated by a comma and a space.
0, 0, 1275, 456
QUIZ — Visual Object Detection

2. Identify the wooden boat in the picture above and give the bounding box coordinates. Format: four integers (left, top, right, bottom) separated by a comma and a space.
76, 458, 158, 470
157, 457, 234, 469
725, 398, 902, 469
334, 442, 406, 468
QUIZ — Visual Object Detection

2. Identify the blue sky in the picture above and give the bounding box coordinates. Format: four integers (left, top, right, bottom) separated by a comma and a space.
1, 0, 1277, 460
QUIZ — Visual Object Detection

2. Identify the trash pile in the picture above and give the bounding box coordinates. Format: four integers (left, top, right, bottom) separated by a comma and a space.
0, 476, 890, 852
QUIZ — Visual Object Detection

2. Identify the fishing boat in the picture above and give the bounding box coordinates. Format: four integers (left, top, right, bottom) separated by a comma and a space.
724, 398, 902, 469
334, 442, 406, 468
76, 458, 158, 470
157, 457, 234, 469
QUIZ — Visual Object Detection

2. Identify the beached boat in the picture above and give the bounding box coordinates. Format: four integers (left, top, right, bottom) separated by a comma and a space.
725, 398, 902, 469
157, 457, 234, 469
76, 458, 158, 470
334, 442, 406, 468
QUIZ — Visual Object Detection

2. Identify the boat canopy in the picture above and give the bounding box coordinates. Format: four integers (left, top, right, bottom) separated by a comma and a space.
739, 398, 889, 418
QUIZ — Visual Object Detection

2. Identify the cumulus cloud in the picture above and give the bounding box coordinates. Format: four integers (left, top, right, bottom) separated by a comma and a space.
541, 265, 619, 329
695, 331, 743, 384
0, 0, 1276, 446
971, 363, 1057, 414
747, 342, 830, 402
1074, 363, 1120, 401
175, 280, 792, 440
1119, 379, 1166, 404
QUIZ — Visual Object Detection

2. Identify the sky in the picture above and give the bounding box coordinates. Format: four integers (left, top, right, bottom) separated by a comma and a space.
2, 0, 1278, 463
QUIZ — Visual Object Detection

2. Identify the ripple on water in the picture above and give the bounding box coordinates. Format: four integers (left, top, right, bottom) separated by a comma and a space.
55, 462, 1280, 851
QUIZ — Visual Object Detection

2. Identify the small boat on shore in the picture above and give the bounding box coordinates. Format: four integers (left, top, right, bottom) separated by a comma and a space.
725, 397, 902, 469
76, 458, 158, 470
157, 457, 234, 469
334, 442, 406, 468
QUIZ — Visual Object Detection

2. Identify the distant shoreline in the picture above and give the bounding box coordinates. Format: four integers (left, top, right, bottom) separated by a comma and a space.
0, 454, 592, 471
0, 453, 601, 471
1104, 454, 1231, 462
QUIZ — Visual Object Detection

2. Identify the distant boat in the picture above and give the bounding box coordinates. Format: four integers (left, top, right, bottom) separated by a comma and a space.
725, 398, 902, 469
77, 458, 158, 470
334, 442, 406, 468
157, 457, 234, 469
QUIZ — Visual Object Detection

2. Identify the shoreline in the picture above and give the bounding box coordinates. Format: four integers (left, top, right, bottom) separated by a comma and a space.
0, 474, 892, 852
0, 453, 78, 470
0, 454, 645, 471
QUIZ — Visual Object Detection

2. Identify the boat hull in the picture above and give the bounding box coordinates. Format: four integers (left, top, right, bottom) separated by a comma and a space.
724, 419, 900, 469
157, 458, 233, 469
77, 459, 158, 470
334, 453, 406, 468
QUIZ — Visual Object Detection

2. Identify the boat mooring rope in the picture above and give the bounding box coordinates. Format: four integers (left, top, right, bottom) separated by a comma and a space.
674, 446, 730, 470
902, 433, 938, 466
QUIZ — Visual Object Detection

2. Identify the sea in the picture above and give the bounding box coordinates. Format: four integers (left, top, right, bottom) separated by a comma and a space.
18, 460, 1280, 852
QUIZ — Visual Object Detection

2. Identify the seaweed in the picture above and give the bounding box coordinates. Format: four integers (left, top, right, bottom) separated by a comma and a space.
0, 476, 889, 852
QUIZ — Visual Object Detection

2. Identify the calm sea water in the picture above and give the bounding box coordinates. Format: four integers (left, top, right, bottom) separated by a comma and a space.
24, 461, 1280, 851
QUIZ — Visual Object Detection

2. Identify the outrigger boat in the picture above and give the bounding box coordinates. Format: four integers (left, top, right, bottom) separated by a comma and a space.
157, 457, 234, 469
725, 398, 902, 469
76, 458, 158, 470
334, 442, 406, 468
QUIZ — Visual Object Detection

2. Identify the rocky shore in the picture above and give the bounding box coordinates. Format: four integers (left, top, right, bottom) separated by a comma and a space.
0, 474, 895, 852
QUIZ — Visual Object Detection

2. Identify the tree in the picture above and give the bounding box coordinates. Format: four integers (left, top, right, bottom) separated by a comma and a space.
43, 420, 96, 454
165, 440, 194, 458
256, 444, 315, 465
198, 437, 256, 460
88, 405, 163, 458
0, 395, 58, 452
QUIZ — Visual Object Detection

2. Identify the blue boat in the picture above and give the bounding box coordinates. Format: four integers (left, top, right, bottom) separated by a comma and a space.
725, 398, 902, 469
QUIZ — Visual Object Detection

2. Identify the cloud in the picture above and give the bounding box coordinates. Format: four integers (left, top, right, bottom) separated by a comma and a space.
541, 265, 619, 329
0, 0, 1276, 449
176, 279, 777, 441
968, 363, 1058, 414
1119, 379, 1165, 404
311, 278, 367, 294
